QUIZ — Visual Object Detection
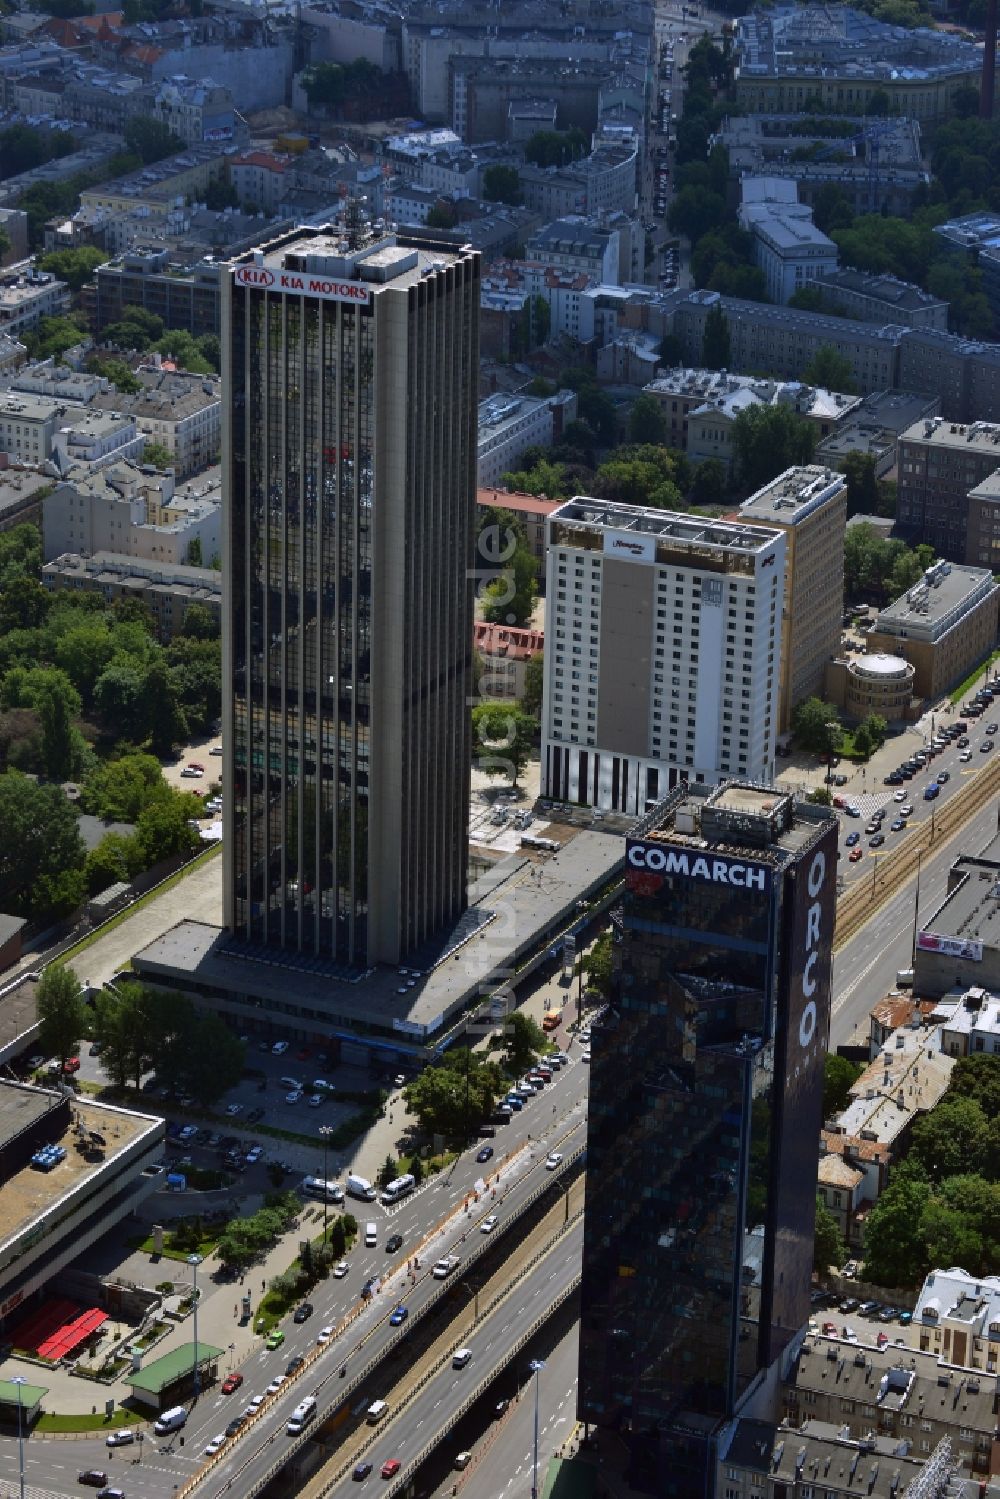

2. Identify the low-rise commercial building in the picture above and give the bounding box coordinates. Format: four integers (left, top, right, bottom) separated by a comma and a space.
476, 487, 561, 568
477, 390, 572, 488
89, 250, 222, 338
824, 651, 917, 723
816, 389, 940, 477
473, 621, 543, 701
42, 550, 221, 639
914, 835, 1000, 997
739, 184, 839, 305
739, 465, 847, 732
0, 464, 52, 532
0, 1077, 163, 1331
913, 1266, 1000, 1371
867, 559, 999, 699
0, 266, 70, 336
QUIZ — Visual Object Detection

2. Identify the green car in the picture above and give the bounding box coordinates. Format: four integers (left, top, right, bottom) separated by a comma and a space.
265, 1329, 285, 1350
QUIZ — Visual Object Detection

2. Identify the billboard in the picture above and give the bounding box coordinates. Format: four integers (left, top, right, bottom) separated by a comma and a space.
626, 839, 771, 893
917, 931, 983, 962
768, 818, 839, 1361
233, 264, 372, 306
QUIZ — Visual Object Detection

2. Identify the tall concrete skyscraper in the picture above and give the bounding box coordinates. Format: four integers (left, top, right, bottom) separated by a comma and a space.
221, 225, 480, 968
578, 781, 838, 1497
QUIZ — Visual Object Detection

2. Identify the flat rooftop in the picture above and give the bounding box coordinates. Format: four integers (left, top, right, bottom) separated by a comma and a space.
638, 781, 835, 868
0, 1086, 161, 1258
550, 497, 783, 555
875, 560, 996, 636
921, 846, 1000, 950
739, 465, 845, 525
134, 826, 628, 1045
235, 226, 471, 297
901, 415, 1000, 454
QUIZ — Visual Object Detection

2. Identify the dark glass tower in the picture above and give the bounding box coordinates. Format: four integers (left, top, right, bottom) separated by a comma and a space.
221, 225, 479, 968
578, 781, 838, 1497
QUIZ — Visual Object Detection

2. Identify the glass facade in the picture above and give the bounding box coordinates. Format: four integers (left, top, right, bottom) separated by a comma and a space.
224, 231, 479, 967
578, 805, 837, 1497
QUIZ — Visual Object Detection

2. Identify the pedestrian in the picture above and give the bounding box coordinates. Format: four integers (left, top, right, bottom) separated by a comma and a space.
234, 1304, 237, 1317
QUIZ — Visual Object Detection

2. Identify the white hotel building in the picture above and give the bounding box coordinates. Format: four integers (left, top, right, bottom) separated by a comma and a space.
540, 500, 785, 814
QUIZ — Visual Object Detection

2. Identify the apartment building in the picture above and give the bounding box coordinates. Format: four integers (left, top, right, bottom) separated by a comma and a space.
42, 551, 221, 640
541, 499, 785, 813
739, 190, 839, 305
0, 266, 70, 336
476, 488, 561, 568
43, 462, 221, 567
814, 268, 948, 331
473, 621, 543, 700
739, 466, 847, 733
90, 250, 222, 338
111, 367, 221, 478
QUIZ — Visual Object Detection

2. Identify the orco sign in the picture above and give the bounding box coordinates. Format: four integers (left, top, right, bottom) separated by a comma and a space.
233, 264, 372, 306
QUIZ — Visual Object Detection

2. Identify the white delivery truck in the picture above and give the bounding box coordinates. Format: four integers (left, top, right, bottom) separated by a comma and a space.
346, 1173, 376, 1202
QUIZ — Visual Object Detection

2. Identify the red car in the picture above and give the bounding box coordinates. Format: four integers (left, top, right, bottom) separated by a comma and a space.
63, 1057, 81, 1074
848, 847, 863, 863
381, 1459, 401, 1479
221, 1373, 243, 1395
188, 762, 205, 772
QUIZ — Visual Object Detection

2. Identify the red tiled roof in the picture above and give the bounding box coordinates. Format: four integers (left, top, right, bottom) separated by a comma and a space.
477, 487, 562, 517
474, 620, 544, 662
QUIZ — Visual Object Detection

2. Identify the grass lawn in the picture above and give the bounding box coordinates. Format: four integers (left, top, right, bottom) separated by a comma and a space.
950, 650, 1000, 704
56, 843, 221, 965
37, 1408, 144, 1433
130, 1233, 220, 1261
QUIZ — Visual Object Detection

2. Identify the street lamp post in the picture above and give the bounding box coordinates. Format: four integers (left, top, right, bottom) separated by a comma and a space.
529, 1359, 545, 1499
188, 1253, 203, 1398
12, 1374, 26, 1499
319, 1126, 334, 1243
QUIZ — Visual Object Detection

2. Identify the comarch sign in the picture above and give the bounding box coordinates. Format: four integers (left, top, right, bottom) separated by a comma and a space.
233, 264, 372, 306
627, 841, 771, 891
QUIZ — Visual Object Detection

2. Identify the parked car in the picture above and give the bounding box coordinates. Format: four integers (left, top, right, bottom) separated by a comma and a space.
221, 1373, 243, 1395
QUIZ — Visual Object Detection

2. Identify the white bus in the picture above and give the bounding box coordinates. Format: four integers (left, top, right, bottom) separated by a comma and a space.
380, 1172, 415, 1205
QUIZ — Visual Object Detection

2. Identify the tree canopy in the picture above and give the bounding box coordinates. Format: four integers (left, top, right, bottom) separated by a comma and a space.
731, 404, 815, 492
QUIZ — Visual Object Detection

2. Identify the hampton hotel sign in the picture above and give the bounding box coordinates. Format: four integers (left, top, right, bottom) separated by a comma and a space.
233, 264, 373, 306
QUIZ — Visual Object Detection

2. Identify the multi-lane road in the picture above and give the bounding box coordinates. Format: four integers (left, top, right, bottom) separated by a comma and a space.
0, 1067, 590, 1499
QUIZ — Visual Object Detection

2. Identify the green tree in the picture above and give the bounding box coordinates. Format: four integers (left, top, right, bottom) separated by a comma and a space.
37, 245, 105, 293
142, 439, 173, 471
659, 332, 684, 365
731, 404, 815, 491
628, 393, 668, 446
862, 1167, 932, 1287
0, 577, 51, 634
910, 1095, 990, 1182
482, 165, 523, 205
471, 703, 536, 787
402, 1051, 507, 1138
142, 659, 187, 755
668, 185, 727, 243
701, 303, 731, 370
173, 1014, 244, 1105
37, 964, 88, 1074
204, 176, 238, 212
135, 793, 201, 864
690, 458, 728, 507
84, 831, 143, 894
180, 601, 218, 638
23, 313, 88, 362
577, 930, 613, 999
792, 698, 842, 757
949, 1054, 1000, 1119
123, 117, 182, 165
151, 330, 212, 375
503, 1011, 546, 1075
90, 357, 141, 395
814, 1196, 846, 1273
802, 343, 856, 393
479, 541, 537, 629
520, 651, 544, 719
377, 1154, 398, 1187
841, 451, 880, 518
524, 129, 587, 168
824, 1054, 863, 1117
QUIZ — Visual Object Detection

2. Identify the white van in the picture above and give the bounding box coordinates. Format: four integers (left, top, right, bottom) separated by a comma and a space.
365, 1221, 378, 1247
279, 1076, 303, 1092
452, 1348, 472, 1369
380, 1173, 415, 1205
287, 1396, 317, 1435
301, 1176, 344, 1204
346, 1173, 376, 1202
154, 1406, 188, 1435
365, 1399, 388, 1424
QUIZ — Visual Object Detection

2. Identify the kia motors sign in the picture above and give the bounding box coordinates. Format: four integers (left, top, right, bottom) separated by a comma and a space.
627, 840, 771, 891
917, 931, 983, 962
233, 264, 372, 306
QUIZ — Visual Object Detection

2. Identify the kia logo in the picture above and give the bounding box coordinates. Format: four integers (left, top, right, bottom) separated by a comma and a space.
235, 266, 275, 288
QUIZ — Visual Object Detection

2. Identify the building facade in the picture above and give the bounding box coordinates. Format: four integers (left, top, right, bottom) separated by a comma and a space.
222, 225, 480, 969
896, 416, 1000, 559
541, 500, 785, 814
739, 466, 847, 733
579, 781, 838, 1495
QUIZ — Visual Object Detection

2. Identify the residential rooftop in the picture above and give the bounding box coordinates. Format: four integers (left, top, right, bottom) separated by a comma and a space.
816, 267, 947, 315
